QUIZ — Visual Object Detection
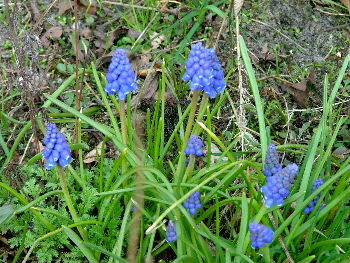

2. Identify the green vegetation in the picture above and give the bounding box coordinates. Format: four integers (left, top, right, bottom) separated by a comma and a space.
0, 1, 349, 262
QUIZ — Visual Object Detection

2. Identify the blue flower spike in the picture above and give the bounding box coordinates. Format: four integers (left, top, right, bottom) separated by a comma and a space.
263, 144, 282, 177
104, 49, 138, 100
42, 124, 73, 170
184, 191, 202, 215
304, 178, 324, 214
184, 135, 204, 156
249, 222, 274, 249
182, 42, 226, 98
261, 163, 299, 208
166, 220, 177, 242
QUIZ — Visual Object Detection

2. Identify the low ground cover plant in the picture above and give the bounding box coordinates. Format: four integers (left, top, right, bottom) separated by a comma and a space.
0, 36, 348, 262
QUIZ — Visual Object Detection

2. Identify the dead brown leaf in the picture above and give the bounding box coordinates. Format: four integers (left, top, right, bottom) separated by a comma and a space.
127, 28, 142, 40
340, 0, 350, 9
58, 0, 73, 15
210, 143, 228, 163
280, 71, 315, 107
95, 50, 114, 68
78, 0, 97, 7
333, 147, 350, 158
46, 26, 63, 38
131, 71, 159, 109
81, 27, 91, 38
30, 1, 41, 22
84, 141, 103, 163
69, 35, 85, 61
234, 0, 244, 16
41, 26, 63, 48
150, 32, 166, 49
93, 26, 131, 55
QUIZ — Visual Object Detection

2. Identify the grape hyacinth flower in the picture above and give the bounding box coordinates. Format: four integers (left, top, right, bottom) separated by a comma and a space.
261, 163, 299, 208
263, 144, 282, 177
166, 220, 177, 242
104, 49, 138, 100
42, 124, 73, 170
249, 222, 274, 249
184, 191, 202, 215
184, 135, 204, 156
182, 42, 226, 98
304, 178, 324, 214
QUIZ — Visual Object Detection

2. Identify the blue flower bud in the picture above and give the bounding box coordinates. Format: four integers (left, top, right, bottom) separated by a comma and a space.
304, 178, 324, 214
249, 222, 274, 248
166, 220, 177, 242
262, 163, 299, 208
183, 42, 226, 98
104, 49, 138, 100
42, 124, 73, 170
184, 191, 202, 215
263, 144, 282, 177
184, 135, 204, 156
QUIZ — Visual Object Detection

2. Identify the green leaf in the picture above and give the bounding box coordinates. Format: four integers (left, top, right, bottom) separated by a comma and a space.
239, 35, 267, 162
205, 5, 226, 18
56, 63, 67, 74
234, 193, 248, 263
0, 204, 15, 225
62, 225, 98, 263
82, 242, 128, 263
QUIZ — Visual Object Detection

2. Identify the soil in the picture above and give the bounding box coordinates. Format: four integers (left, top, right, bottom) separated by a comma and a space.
212, 0, 350, 144
244, 0, 349, 67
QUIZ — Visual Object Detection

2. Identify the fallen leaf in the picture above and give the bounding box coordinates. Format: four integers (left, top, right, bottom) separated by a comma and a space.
84, 141, 103, 163
340, 0, 350, 9
254, 44, 290, 63
41, 26, 63, 48
30, 1, 41, 22
58, 0, 73, 15
140, 72, 159, 100
234, 0, 244, 16
127, 28, 141, 40
131, 71, 159, 109
210, 143, 228, 163
280, 71, 315, 107
333, 146, 350, 159
78, 0, 97, 7
95, 50, 114, 69
46, 26, 63, 38
81, 27, 91, 38
150, 32, 166, 49
93, 26, 129, 55
69, 34, 85, 61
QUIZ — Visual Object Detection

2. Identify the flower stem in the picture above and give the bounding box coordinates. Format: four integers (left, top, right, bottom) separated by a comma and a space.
268, 212, 294, 263
57, 167, 88, 241
182, 154, 195, 183
119, 100, 128, 145
119, 100, 129, 205
175, 90, 199, 187
262, 246, 271, 263
193, 93, 208, 135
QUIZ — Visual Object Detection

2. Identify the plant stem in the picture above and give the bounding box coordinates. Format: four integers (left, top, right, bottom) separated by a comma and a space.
268, 212, 294, 263
119, 100, 129, 205
193, 93, 208, 135
182, 154, 195, 183
57, 167, 88, 241
119, 100, 128, 145
175, 90, 199, 186
262, 246, 271, 263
